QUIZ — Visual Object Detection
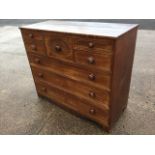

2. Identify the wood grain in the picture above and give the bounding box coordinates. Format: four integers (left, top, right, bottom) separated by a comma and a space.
74, 50, 113, 71
73, 35, 114, 52
35, 80, 109, 128
44, 32, 73, 61
20, 21, 138, 131
109, 27, 138, 128
31, 65, 110, 109
29, 54, 111, 91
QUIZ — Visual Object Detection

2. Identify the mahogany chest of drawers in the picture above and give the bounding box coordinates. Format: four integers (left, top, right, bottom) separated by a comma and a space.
20, 20, 138, 131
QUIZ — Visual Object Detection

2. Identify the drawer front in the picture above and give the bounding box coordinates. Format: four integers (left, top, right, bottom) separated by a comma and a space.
21, 29, 46, 55
31, 65, 110, 107
21, 29, 44, 41
75, 50, 112, 71
73, 36, 114, 52
44, 32, 73, 61
35, 80, 109, 127
24, 41, 46, 55
29, 54, 111, 90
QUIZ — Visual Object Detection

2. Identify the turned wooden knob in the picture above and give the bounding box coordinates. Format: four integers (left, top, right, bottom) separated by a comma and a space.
87, 57, 95, 64
31, 44, 36, 50
55, 45, 62, 52
41, 87, 47, 92
88, 73, 95, 80
38, 73, 43, 78
89, 91, 96, 98
89, 108, 96, 114
29, 33, 33, 38
34, 58, 40, 64
88, 42, 94, 48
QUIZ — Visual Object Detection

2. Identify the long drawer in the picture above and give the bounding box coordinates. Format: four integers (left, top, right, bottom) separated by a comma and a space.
29, 54, 111, 91
35, 79, 109, 128
31, 65, 110, 108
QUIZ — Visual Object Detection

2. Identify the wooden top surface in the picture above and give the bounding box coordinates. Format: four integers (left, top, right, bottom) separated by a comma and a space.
20, 20, 138, 38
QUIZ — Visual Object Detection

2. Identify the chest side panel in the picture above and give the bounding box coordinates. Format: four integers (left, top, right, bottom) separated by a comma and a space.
109, 27, 138, 127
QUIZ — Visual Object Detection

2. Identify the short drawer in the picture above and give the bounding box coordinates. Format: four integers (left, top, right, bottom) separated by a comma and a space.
73, 36, 114, 53
21, 29, 44, 42
75, 50, 113, 71
29, 54, 111, 91
44, 32, 73, 61
24, 41, 46, 55
31, 65, 110, 108
35, 80, 109, 127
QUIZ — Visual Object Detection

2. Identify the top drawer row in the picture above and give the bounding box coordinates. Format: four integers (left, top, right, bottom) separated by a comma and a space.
21, 29, 114, 53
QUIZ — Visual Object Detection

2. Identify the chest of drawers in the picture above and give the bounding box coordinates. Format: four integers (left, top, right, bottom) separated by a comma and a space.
20, 20, 138, 131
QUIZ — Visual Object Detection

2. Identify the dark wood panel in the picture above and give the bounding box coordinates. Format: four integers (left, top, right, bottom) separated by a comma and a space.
109, 27, 138, 128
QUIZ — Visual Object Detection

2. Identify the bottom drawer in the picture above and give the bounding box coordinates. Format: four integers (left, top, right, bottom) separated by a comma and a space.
35, 80, 109, 128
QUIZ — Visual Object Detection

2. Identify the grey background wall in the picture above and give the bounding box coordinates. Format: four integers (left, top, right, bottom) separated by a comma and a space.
0, 19, 155, 29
